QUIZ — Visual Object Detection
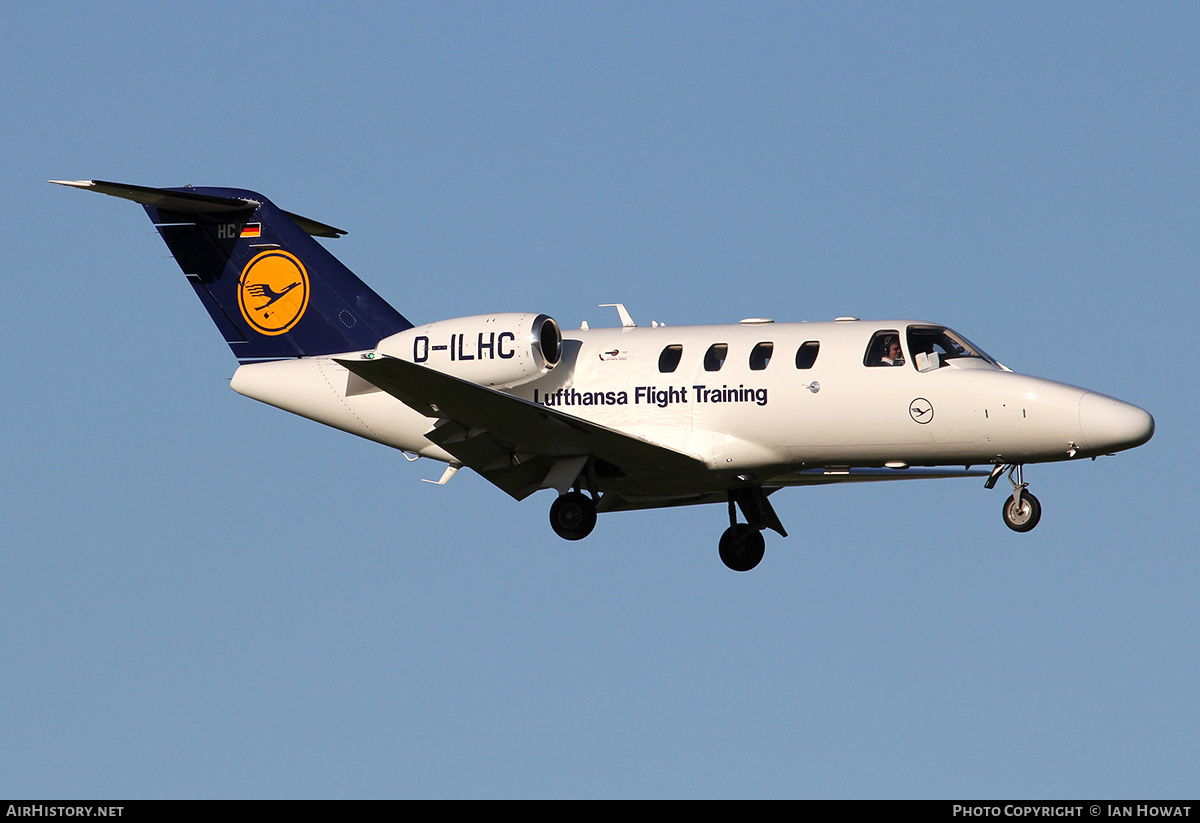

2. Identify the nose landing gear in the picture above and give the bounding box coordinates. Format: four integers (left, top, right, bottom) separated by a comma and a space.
987, 464, 1042, 533
1002, 490, 1042, 532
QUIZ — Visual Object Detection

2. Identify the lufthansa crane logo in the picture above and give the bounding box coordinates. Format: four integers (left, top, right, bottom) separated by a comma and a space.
909, 397, 934, 424
237, 250, 310, 335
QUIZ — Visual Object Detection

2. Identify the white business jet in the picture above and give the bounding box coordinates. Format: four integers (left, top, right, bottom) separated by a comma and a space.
53, 180, 1155, 571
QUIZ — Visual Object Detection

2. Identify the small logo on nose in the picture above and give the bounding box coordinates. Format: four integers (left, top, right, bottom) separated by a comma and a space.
909, 398, 934, 424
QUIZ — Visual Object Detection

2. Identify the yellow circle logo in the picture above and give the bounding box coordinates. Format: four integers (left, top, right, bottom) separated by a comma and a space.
237, 250, 310, 336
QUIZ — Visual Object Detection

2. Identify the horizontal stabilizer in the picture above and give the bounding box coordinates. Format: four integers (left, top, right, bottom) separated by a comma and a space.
50, 179, 347, 237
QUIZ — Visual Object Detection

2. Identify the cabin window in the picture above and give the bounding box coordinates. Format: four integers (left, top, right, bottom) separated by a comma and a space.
906, 325, 998, 372
658, 345, 683, 373
865, 330, 904, 367
749, 342, 773, 371
795, 341, 820, 369
703, 343, 728, 371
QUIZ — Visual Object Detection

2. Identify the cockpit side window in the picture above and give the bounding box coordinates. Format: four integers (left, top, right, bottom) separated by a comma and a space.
865, 330, 904, 367
906, 325, 997, 371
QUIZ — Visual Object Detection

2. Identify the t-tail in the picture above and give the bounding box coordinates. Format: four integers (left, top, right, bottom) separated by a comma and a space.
51, 180, 413, 362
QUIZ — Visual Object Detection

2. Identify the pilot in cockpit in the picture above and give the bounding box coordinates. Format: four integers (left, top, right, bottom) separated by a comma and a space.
881, 337, 904, 366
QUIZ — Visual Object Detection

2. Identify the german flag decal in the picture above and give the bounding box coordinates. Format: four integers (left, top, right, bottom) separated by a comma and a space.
240, 223, 262, 238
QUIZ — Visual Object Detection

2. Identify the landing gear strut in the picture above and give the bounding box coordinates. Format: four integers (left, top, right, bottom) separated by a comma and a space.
987, 464, 1042, 533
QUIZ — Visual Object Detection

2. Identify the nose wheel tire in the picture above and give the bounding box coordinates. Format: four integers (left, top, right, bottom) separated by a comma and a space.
550, 491, 597, 541
719, 524, 765, 572
1002, 490, 1042, 533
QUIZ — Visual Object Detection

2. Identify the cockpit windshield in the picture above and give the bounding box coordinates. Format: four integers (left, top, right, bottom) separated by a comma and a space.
906, 325, 998, 372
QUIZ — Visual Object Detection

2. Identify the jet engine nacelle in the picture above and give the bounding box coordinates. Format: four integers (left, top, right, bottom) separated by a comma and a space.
375, 312, 562, 388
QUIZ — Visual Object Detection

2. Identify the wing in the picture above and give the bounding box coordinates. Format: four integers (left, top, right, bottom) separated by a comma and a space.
335, 355, 711, 501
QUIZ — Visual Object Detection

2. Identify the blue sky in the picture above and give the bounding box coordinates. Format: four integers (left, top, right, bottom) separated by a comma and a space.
2, 2, 1197, 798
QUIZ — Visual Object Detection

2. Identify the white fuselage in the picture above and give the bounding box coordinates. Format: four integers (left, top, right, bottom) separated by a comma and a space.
229, 317, 1153, 492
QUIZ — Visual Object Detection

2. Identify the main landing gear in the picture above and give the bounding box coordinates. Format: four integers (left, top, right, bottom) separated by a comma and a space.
548, 456, 601, 541
549, 490, 597, 541
987, 464, 1042, 533
719, 488, 788, 572
719, 523, 765, 572
546, 480, 787, 573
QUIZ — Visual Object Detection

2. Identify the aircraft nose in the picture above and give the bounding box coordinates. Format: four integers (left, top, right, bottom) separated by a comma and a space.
1078, 392, 1155, 454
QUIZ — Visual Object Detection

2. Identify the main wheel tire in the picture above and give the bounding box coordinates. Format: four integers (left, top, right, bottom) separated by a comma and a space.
1002, 490, 1042, 533
719, 524, 765, 572
549, 491, 597, 541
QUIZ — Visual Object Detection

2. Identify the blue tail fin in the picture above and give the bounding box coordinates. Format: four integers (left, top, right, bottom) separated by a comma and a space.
52, 180, 413, 362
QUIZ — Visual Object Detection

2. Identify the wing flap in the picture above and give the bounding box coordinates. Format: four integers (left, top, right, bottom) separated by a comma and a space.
423, 418, 552, 500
